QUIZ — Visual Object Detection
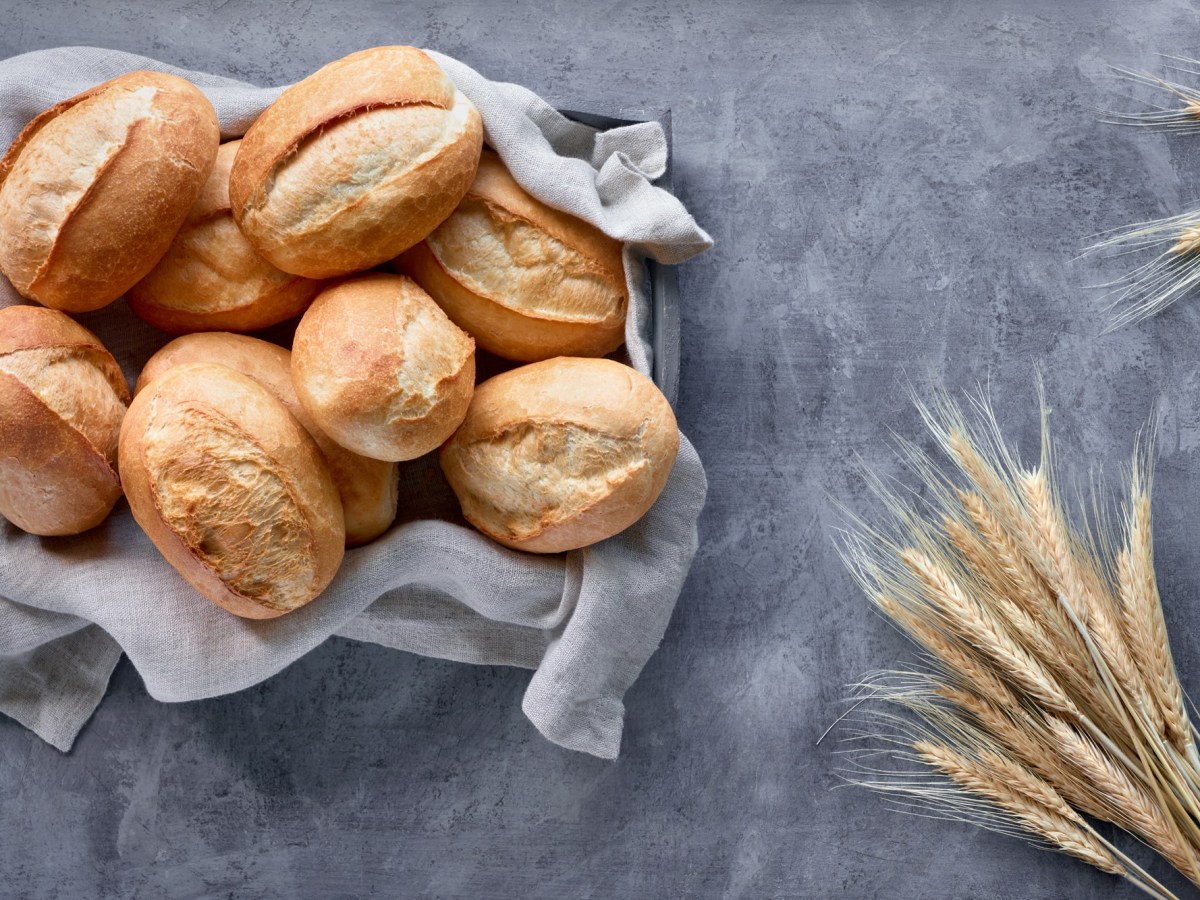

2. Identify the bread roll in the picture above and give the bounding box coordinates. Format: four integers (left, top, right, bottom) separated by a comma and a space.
137, 333, 399, 546
127, 141, 324, 333
0, 305, 130, 535
120, 362, 344, 619
0, 72, 220, 313
292, 274, 475, 462
396, 150, 627, 361
229, 46, 483, 279
440, 357, 678, 553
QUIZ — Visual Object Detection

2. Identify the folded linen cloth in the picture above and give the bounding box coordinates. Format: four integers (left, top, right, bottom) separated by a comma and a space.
0, 45, 712, 759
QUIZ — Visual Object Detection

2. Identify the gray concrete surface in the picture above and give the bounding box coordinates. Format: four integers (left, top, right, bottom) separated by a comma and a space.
2, 0, 1200, 897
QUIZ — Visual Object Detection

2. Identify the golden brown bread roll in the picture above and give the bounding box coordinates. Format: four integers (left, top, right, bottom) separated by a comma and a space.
127, 141, 325, 333
229, 46, 484, 279
292, 273, 475, 462
0, 71, 220, 313
137, 333, 399, 546
440, 357, 678, 553
0, 305, 130, 535
120, 362, 345, 619
396, 150, 627, 361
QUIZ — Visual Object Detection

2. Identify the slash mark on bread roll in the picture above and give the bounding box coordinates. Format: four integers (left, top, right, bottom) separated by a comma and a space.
127, 140, 325, 333
440, 357, 677, 553
229, 46, 483, 278
450, 421, 651, 542
136, 332, 399, 547
121, 362, 344, 618
291, 273, 475, 462
397, 149, 626, 361
0, 306, 129, 536
428, 199, 625, 323
0, 71, 219, 312
0, 346, 128, 464
142, 403, 318, 611
0, 86, 159, 295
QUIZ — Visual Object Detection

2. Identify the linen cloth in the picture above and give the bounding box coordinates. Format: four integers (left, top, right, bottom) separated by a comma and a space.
0, 46, 712, 759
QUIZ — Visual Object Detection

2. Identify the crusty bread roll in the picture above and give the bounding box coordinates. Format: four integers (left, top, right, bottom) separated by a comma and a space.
229, 46, 484, 279
137, 333, 399, 546
120, 362, 344, 619
440, 357, 678, 553
127, 141, 325, 333
396, 150, 627, 361
292, 273, 475, 462
0, 71, 220, 313
0, 306, 130, 535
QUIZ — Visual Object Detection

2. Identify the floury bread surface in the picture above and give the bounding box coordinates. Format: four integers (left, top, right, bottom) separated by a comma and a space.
291, 273, 476, 462
119, 362, 345, 619
127, 141, 325, 333
0, 71, 219, 312
397, 150, 627, 361
440, 357, 679, 553
229, 46, 484, 278
0, 306, 130, 535
137, 333, 399, 546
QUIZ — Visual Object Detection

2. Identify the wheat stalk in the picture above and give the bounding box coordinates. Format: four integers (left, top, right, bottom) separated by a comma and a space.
837, 385, 1200, 896
1099, 59, 1200, 134
1079, 207, 1200, 330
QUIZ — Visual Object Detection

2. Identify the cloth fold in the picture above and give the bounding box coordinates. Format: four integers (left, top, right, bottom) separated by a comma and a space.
0, 46, 712, 759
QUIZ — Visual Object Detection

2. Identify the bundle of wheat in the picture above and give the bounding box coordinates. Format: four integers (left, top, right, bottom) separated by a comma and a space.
837, 386, 1200, 899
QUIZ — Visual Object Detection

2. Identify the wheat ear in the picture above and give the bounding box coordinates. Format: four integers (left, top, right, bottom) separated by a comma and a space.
901, 549, 1079, 718
1019, 468, 1165, 738
1047, 717, 1200, 885
1117, 463, 1195, 760
914, 741, 1125, 875
1080, 207, 1200, 330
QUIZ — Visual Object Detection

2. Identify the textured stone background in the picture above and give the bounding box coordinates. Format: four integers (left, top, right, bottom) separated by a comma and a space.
3, 1, 1200, 897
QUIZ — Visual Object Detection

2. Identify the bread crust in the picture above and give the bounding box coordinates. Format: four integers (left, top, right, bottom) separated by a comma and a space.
0, 71, 220, 312
229, 46, 483, 278
396, 150, 626, 361
0, 306, 129, 536
292, 273, 475, 462
120, 362, 345, 619
127, 141, 324, 333
137, 333, 399, 546
440, 357, 678, 553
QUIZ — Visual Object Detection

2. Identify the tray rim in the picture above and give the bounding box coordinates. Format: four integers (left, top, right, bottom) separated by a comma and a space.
557, 106, 681, 409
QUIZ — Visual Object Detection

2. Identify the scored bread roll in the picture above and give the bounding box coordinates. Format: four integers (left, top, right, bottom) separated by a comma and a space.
0, 306, 130, 535
229, 46, 484, 279
396, 149, 627, 361
120, 362, 345, 619
127, 141, 325, 333
137, 333, 399, 546
440, 357, 678, 553
0, 71, 220, 313
292, 273, 475, 462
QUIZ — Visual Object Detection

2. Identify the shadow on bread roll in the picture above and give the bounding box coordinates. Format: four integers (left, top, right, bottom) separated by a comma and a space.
0, 306, 130, 535
229, 46, 484, 279
396, 149, 627, 362
440, 357, 678, 553
0, 71, 220, 313
137, 333, 399, 546
292, 273, 476, 462
120, 362, 345, 619
127, 141, 325, 334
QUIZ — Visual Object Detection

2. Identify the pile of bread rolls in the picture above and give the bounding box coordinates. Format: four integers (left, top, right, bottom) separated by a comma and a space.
0, 47, 679, 620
